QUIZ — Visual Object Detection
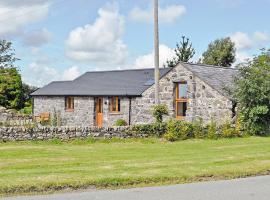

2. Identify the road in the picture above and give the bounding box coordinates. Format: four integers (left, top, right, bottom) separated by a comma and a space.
3, 175, 270, 200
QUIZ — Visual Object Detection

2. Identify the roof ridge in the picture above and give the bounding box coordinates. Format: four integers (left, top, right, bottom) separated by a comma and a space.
180, 62, 238, 70
84, 67, 170, 74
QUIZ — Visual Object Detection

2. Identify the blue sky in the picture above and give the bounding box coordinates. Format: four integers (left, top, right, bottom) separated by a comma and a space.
1, 0, 269, 86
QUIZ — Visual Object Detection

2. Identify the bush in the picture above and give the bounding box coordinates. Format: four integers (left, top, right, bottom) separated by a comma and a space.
115, 119, 127, 126
221, 121, 240, 138
131, 122, 167, 137
234, 49, 270, 135
152, 104, 169, 123
207, 119, 218, 139
193, 118, 206, 139
164, 120, 193, 141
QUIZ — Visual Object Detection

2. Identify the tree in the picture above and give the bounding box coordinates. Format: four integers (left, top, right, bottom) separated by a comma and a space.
165, 36, 195, 67
201, 37, 236, 67
0, 40, 23, 109
0, 40, 18, 68
234, 49, 270, 135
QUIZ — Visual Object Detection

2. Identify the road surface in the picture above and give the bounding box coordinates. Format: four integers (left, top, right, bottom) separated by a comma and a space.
3, 175, 270, 200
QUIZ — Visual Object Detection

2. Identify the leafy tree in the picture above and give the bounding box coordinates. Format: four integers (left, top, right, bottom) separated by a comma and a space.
165, 36, 195, 67
0, 40, 18, 68
201, 37, 236, 67
22, 83, 38, 106
234, 49, 270, 135
0, 40, 23, 109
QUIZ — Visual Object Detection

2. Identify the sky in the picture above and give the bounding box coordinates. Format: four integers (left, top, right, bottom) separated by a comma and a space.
0, 0, 269, 87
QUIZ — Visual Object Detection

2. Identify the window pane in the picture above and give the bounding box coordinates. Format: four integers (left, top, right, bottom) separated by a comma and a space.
118, 98, 121, 112
178, 83, 188, 98
177, 102, 187, 117
112, 97, 116, 111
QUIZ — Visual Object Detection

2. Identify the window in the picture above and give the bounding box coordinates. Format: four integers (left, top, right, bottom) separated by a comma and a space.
65, 97, 74, 111
109, 97, 120, 112
175, 82, 188, 119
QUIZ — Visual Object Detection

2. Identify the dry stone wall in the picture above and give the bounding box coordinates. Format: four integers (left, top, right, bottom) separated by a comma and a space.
0, 126, 148, 142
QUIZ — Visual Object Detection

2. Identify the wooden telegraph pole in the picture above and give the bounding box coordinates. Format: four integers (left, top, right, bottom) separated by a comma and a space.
154, 0, 160, 105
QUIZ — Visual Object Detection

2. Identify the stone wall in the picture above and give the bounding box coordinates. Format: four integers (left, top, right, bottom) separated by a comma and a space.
33, 63, 233, 126
131, 63, 233, 124
34, 96, 95, 126
0, 106, 33, 126
0, 126, 148, 142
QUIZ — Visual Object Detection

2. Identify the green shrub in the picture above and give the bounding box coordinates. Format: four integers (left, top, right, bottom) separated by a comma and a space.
152, 104, 169, 123
164, 120, 193, 141
207, 119, 218, 139
193, 118, 206, 139
234, 50, 270, 135
131, 123, 167, 137
221, 121, 239, 138
115, 119, 127, 126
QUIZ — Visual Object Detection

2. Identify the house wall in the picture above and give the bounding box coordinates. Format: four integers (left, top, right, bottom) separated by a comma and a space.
33, 96, 131, 127
33, 96, 95, 126
131, 63, 233, 124
33, 63, 233, 126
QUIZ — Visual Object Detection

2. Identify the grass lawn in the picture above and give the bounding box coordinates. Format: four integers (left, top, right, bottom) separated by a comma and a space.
1, 137, 270, 196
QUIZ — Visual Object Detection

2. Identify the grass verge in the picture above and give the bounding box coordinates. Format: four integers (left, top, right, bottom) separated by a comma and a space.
1, 137, 270, 196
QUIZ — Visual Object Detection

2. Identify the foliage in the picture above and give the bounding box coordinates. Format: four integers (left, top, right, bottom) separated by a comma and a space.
207, 119, 218, 139
152, 104, 169, 123
131, 122, 167, 137
201, 37, 236, 67
164, 119, 193, 141
0, 40, 18, 68
165, 36, 195, 67
0, 40, 24, 110
234, 49, 270, 135
193, 117, 206, 139
115, 119, 127, 126
0, 67, 23, 109
22, 83, 37, 107
19, 102, 32, 115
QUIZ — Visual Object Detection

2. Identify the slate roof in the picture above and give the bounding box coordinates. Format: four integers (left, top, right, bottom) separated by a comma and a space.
31, 63, 238, 97
181, 62, 237, 96
31, 68, 172, 96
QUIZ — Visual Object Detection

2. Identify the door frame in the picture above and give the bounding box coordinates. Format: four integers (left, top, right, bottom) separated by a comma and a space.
95, 97, 103, 127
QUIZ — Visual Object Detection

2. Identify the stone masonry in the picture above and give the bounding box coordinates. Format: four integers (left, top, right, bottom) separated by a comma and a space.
33, 63, 233, 126
131, 63, 232, 124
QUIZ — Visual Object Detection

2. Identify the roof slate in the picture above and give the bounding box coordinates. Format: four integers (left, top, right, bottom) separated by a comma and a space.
31, 68, 172, 96
31, 63, 238, 97
181, 62, 237, 97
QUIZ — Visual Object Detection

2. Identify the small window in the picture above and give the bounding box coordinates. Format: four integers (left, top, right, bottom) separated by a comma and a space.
175, 82, 188, 119
177, 82, 188, 99
109, 97, 120, 112
65, 97, 74, 111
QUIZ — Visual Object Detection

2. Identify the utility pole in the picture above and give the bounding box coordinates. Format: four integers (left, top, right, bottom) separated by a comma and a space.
154, 0, 160, 105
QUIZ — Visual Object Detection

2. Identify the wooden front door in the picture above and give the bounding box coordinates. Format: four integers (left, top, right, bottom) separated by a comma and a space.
96, 97, 103, 127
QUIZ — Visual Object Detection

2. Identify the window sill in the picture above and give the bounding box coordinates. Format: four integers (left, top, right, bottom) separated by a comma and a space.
65, 109, 74, 112
176, 116, 185, 120
109, 112, 122, 115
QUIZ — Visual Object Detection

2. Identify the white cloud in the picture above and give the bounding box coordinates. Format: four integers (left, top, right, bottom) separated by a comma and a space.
129, 4, 186, 23
22, 28, 52, 47
231, 31, 269, 64
235, 51, 251, 64
62, 66, 81, 80
231, 32, 253, 50
133, 44, 175, 68
254, 31, 269, 43
0, 1, 50, 37
66, 3, 127, 64
23, 62, 59, 87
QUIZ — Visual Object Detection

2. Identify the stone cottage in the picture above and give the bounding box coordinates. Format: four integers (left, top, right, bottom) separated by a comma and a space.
31, 62, 237, 127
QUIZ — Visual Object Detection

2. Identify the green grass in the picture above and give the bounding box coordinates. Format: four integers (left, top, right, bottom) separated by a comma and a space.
1, 137, 270, 196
